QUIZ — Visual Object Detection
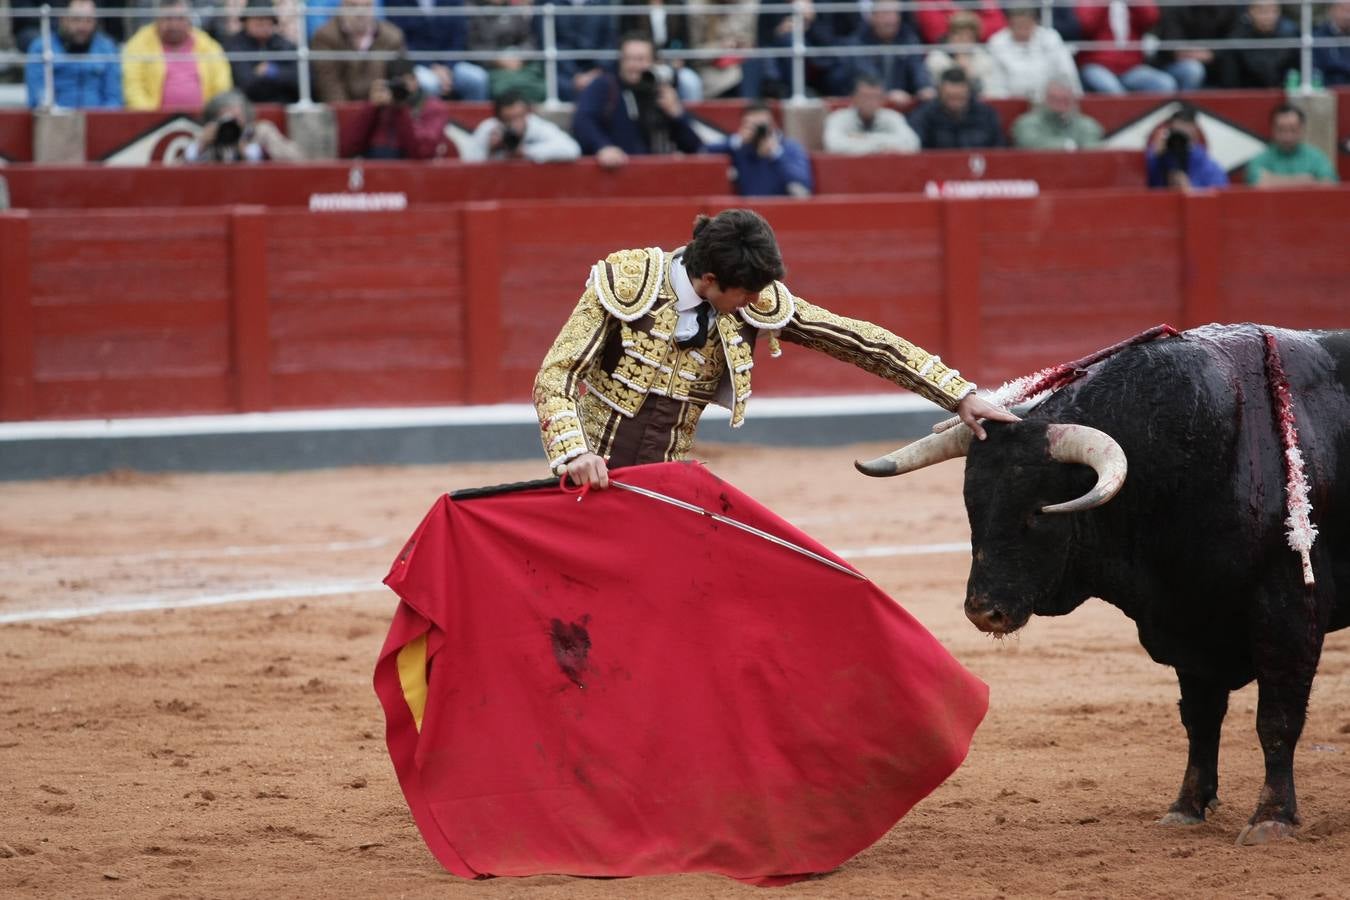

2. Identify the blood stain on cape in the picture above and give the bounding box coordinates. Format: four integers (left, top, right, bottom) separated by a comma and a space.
550, 617, 592, 688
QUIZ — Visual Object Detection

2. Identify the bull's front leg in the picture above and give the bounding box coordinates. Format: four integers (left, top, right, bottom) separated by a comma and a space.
1159, 669, 1228, 825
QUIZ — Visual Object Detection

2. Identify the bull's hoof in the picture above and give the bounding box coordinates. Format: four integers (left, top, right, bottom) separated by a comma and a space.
1158, 811, 1205, 826
1236, 820, 1296, 845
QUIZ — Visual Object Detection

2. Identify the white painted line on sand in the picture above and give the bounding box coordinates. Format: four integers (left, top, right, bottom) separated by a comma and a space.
0, 580, 382, 625
0, 541, 971, 625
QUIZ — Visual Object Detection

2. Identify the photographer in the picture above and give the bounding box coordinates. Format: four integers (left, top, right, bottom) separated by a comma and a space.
705, 103, 813, 198
466, 91, 580, 163
572, 34, 702, 170
339, 57, 453, 160
1145, 107, 1228, 191
186, 89, 304, 163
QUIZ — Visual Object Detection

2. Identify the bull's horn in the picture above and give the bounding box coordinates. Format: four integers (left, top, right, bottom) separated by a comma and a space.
1041, 424, 1128, 514
855, 426, 973, 477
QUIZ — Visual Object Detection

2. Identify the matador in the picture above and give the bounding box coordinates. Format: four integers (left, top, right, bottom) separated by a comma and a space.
534, 208, 1016, 486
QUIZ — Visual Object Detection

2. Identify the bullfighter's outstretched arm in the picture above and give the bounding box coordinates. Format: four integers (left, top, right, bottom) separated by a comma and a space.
780, 298, 976, 411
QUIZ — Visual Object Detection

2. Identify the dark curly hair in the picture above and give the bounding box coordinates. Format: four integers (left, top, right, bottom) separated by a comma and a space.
681, 209, 785, 292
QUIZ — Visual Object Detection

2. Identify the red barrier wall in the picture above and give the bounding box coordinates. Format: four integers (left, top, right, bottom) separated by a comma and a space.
3, 152, 1145, 210
2, 158, 735, 210
2, 189, 1349, 422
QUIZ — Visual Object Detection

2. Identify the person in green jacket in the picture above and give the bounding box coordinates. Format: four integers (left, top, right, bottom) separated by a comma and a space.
1246, 103, 1340, 187
1010, 79, 1104, 151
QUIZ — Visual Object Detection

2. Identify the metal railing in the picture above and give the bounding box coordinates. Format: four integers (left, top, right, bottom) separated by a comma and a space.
3, 0, 1348, 110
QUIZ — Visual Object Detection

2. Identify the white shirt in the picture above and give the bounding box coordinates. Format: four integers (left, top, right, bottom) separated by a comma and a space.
670, 252, 712, 344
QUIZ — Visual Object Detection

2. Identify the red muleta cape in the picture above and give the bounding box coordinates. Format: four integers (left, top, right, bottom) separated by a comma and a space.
374, 461, 987, 886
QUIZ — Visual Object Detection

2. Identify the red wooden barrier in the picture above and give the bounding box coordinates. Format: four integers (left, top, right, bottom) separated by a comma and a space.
1, 158, 735, 210
4, 187, 1349, 422
811, 149, 1145, 194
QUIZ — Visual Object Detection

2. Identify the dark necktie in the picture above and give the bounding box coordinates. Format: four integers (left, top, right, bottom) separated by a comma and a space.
676, 303, 713, 350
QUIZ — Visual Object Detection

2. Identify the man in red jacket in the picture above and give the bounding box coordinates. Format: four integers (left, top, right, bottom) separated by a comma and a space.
1076, 0, 1178, 93
339, 56, 453, 159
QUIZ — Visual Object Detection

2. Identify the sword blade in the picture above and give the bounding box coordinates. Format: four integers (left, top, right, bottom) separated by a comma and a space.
609, 481, 865, 580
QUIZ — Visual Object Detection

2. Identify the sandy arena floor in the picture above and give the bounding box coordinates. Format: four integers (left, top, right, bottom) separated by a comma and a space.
3, 441, 1350, 899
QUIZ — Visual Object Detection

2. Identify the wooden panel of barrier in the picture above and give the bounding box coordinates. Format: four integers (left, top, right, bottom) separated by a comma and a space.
3, 188, 1349, 422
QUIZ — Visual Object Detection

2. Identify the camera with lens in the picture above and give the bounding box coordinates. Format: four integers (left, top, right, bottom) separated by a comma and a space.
1162, 128, 1191, 172
214, 116, 243, 149
388, 78, 412, 105
751, 123, 771, 148
500, 127, 523, 153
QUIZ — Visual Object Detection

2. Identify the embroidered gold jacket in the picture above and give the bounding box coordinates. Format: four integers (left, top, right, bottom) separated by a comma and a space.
534, 247, 976, 474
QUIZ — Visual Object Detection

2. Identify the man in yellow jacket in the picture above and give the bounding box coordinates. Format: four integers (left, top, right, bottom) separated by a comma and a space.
123, 0, 232, 110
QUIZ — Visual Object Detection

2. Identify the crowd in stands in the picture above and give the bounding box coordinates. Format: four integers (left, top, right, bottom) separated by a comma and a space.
2, 0, 1344, 190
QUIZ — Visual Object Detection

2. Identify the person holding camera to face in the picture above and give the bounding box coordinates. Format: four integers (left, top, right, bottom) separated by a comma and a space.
186, 88, 304, 162
1145, 107, 1228, 191
705, 103, 813, 198
572, 34, 703, 170
466, 90, 581, 163
339, 57, 453, 160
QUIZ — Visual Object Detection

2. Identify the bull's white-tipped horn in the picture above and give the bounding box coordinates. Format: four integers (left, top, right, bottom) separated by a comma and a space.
1041, 424, 1128, 514
855, 426, 973, 477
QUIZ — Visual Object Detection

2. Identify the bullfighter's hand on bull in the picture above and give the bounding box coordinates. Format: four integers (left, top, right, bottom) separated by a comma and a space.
954, 394, 1020, 440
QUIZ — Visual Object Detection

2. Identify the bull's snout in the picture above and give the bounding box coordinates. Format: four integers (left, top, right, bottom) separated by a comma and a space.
965, 594, 1016, 634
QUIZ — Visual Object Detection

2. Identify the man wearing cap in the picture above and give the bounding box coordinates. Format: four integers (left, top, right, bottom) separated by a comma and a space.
222, 0, 299, 104
535, 208, 1016, 488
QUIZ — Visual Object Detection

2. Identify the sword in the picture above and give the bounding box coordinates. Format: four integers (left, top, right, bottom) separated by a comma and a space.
608, 481, 865, 580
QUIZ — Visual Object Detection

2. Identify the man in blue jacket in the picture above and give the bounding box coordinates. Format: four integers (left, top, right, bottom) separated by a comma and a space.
1145, 107, 1229, 190
572, 34, 702, 169
25, 0, 122, 108
706, 103, 813, 197
387, 0, 489, 100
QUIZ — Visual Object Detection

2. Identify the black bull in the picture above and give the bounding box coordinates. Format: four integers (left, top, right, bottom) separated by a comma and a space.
859, 324, 1350, 844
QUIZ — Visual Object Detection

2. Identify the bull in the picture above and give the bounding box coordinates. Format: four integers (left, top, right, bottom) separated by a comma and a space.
857, 324, 1350, 845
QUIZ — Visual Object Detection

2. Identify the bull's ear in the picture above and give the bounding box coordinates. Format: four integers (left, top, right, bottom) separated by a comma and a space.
1040, 424, 1127, 514
855, 426, 972, 477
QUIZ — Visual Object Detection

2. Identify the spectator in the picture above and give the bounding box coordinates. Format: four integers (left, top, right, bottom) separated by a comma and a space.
310, 0, 404, 103
25, 0, 123, 108
907, 66, 1004, 149
1150, 3, 1239, 91
571, 34, 702, 169
1246, 103, 1339, 187
465, 90, 581, 162
835, 1, 933, 104
622, 0, 701, 100
338, 56, 452, 159
122, 0, 232, 111
822, 73, 919, 154
984, 6, 1081, 100
185, 88, 303, 161
1076, 0, 1177, 94
1314, 0, 1350, 86
206, 0, 246, 42
924, 12, 996, 96
1146, 107, 1227, 190
743, 0, 840, 99
469, 0, 543, 102
1010, 78, 1103, 149
1215, 0, 1298, 89
387, 0, 489, 101
706, 102, 813, 196
685, 0, 754, 99
539, 0, 617, 101
305, 0, 382, 39
913, 0, 1005, 45
222, 0, 299, 104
